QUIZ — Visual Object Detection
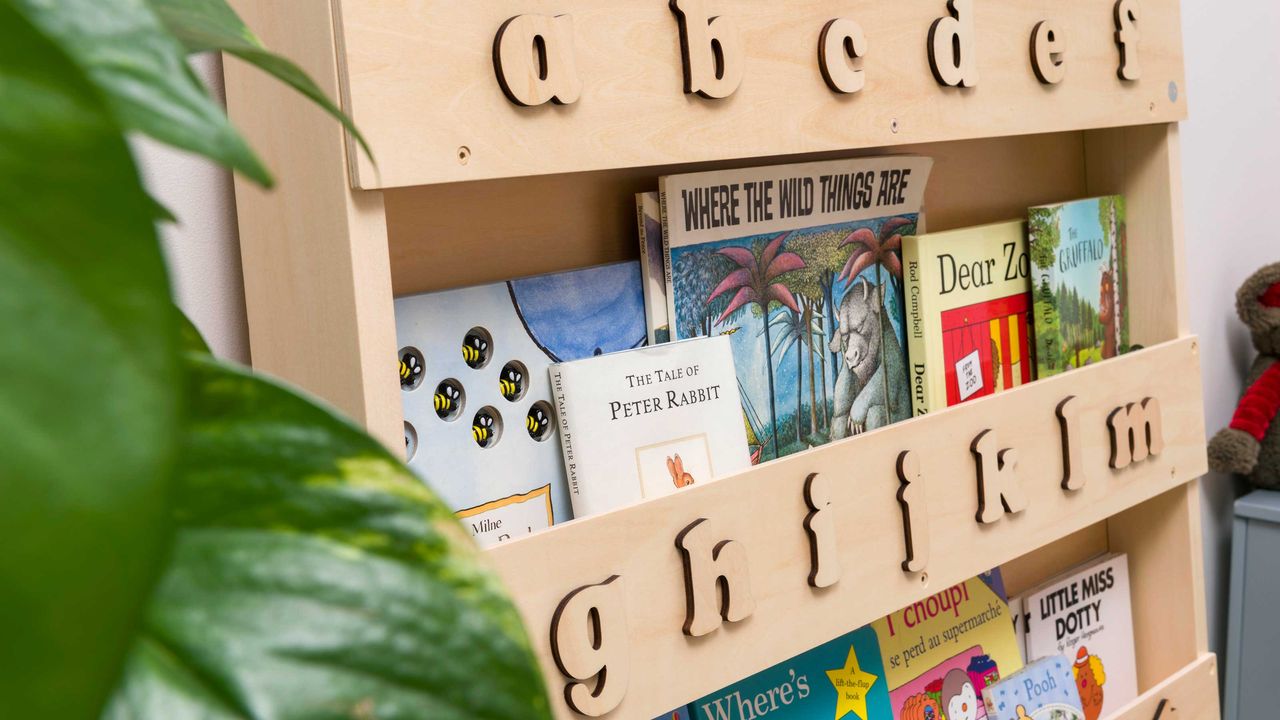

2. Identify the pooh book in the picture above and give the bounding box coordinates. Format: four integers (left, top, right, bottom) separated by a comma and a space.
661, 156, 932, 463
902, 220, 1035, 415
394, 261, 646, 548
871, 570, 1024, 720
981, 656, 1085, 720
549, 335, 750, 518
1022, 555, 1137, 720
654, 625, 892, 720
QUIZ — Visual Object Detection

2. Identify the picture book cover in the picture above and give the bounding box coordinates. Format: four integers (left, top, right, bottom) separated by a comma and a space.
1027, 196, 1129, 379
394, 261, 646, 547
655, 624, 892, 720
1008, 595, 1028, 662
902, 221, 1034, 415
1023, 555, 1137, 720
637, 191, 672, 344
549, 335, 750, 518
982, 656, 1085, 720
662, 156, 933, 463
871, 570, 1024, 720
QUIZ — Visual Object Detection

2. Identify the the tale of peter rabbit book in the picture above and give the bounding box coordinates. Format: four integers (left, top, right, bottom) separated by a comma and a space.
660, 156, 932, 465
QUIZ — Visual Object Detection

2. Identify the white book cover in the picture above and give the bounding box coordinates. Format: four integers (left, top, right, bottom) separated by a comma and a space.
636, 191, 670, 344
1024, 554, 1137, 720
549, 335, 750, 518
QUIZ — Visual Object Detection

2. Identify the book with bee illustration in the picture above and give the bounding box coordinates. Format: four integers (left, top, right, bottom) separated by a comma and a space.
901, 220, 1035, 415
661, 155, 932, 464
394, 261, 647, 547
548, 335, 750, 518
637, 191, 671, 344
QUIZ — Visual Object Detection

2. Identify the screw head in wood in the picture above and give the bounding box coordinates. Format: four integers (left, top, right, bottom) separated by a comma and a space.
457, 146, 471, 165
890, 118, 900, 134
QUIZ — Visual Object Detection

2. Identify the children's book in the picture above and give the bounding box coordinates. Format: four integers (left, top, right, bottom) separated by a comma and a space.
902, 221, 1035, 415
1027, 196, 1129, 378
549, 335, 750, 518
982, 656, 1086, 720
637, 191, 672, 344
661, 156, 933, 464
394, 261, 646, 547
655, 624, 892, 720
1022, 555, 1137, 720
871, 570, 1024, 720
1008, 595, 1029, 663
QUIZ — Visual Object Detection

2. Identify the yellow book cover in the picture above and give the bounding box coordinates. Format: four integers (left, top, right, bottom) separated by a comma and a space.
872, 572, 1024, 720
902, 220, 1034, 415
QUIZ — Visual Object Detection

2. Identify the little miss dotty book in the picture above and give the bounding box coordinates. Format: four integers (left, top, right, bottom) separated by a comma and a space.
549, 335, 751, 518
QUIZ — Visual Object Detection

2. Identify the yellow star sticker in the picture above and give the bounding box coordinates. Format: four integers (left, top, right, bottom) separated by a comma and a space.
825, 646, 879, 720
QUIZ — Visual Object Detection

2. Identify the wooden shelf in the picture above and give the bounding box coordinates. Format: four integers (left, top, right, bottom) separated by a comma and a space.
1106, 654, 1219, 720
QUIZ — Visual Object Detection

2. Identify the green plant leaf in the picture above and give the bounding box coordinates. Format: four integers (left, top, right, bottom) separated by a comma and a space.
148, 0, 375, 164
11, 0, 273, 185
105, 356, 552, 720
0, 4, 180, 716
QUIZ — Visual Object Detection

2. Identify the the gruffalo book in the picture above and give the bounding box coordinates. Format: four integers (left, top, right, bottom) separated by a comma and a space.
1027, 196, 1129, 378
902, 220, 1035, 414
653, 624, 892, 720
981, 656, 1086, 720
871, 570, 1024, 720
661, 156, 933, 463
394, 261, 646, 547
548, 335, 750, 518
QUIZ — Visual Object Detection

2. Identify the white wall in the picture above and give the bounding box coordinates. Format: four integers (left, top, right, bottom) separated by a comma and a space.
143, 3, 1278, 668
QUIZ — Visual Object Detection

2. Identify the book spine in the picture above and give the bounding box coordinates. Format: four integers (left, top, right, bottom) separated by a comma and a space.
902, 237, 937, 415
548, 365, 586, 518
659, 179, 679, 340
635, 193, 658, 345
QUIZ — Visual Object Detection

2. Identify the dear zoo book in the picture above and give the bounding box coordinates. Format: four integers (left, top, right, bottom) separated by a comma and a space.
661, 156, 933, 463
1027, 196, 1129, 378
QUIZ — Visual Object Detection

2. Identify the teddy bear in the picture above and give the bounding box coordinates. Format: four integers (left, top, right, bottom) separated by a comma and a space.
1207, 262, 1280, 488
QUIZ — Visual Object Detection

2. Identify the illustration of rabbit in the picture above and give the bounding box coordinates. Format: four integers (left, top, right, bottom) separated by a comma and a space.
666, 454, 695, 488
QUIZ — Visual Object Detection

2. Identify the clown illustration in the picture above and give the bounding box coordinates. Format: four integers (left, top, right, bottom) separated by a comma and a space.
1071, 646, 1106, 720
941, 668, 980, 720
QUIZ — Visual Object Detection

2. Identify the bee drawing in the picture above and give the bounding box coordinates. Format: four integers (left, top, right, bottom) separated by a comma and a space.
434, 382, 462, 419
472, 411, 497, 448
499, 365, 524, 401
526, 405, 550, 440
461, 331, 489, 368
398, 351, 423, 388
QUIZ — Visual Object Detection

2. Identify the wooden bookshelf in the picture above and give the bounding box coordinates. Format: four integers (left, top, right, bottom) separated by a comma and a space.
225, 1, 1215, 718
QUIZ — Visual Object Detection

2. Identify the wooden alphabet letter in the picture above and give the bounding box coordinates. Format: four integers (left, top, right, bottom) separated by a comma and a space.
1030, 20, 1067, 85
493, 14, 583, 107
1108, 397, 1164, 469
676, 518, 755, 636
803, 473, 840, 588
669, 0, 744, 99
1114, 0, 1142, 81
896, 450, 931, 573
819, 18, 867, 94
550, 576, 628, 716
1057, 396, 1085, 491
972, 429, 1028, 524
928, 0, 979, 88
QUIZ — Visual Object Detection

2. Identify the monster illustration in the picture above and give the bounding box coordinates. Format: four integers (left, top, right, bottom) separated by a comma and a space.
829, 278, 909, 438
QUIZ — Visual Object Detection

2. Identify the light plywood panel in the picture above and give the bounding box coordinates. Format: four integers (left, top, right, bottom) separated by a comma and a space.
336, 0, 1187, 188
1106, 654, 1219, 720
488, 338, 1207, 719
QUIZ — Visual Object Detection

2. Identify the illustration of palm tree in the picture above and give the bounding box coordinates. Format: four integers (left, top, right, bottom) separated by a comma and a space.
707, 233, 805, 459
768, 301, 825, 443
838, 217, 913, 421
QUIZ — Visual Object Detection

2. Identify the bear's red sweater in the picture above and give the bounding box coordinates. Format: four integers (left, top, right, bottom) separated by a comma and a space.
1231, 360, 1280, 442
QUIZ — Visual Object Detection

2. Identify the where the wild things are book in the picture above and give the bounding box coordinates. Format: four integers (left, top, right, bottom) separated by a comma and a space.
662, 156, 933, 464
1027, 196, 1129, 379
902, 220, 1035, 414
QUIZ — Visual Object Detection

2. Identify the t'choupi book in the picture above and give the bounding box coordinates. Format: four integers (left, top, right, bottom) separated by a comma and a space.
871, 570, 1024, 720
662, 156, 933, 463
655, 625, 892, 720
1022, 555, 1137, 720
1027, 196, 1129, 378
902, 220, 1035, 414
549, 335, 750, 518
394, 261, 646, 547
637, 191, 672, 344
982, 656, 1086, 720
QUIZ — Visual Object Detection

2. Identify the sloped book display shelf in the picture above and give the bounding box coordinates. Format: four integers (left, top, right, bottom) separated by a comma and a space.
226, 1, 1217, 718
